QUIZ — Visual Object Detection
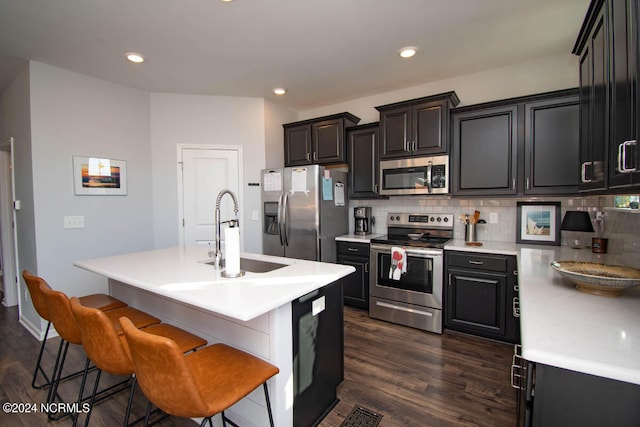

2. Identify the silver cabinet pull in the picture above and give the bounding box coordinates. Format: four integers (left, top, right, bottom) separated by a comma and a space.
313, 151, 318, 161
448, 273, 453, 286
526, 177, 530, 190
404, 140, 409, 152
412, 141, 417, 152
511, 344, 526, 390
513, 297, 520, 318
306, 152, 311, 161
468, 260, 484, 265
364, 262, 368, 273
374, 184, 379, 193
347, 247, 358, 252
512, 178, 516, 190
581, 161, 593, 183
618, 140, 638, 173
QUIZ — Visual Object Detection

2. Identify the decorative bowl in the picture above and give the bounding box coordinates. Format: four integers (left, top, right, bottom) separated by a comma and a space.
407, 233, 424, 240
550, 261, 640, 297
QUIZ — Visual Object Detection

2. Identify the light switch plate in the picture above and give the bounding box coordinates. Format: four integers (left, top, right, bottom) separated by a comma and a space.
490, 212, 498, 224
64, 216, 85, 229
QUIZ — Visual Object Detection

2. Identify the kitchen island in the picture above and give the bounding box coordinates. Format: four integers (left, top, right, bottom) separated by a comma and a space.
75, 246, 355, 427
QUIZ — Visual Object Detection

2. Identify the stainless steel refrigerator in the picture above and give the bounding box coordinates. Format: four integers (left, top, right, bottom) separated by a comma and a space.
262, 165, 348, 262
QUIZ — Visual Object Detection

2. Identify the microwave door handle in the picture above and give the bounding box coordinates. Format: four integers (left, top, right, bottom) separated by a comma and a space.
426, 162, 433, 193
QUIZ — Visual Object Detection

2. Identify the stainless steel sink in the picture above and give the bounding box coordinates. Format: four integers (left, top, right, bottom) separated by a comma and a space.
204, 258, 287, 273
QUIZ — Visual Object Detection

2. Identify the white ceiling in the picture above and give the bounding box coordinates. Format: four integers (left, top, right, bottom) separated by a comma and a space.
0, 0, 590, 111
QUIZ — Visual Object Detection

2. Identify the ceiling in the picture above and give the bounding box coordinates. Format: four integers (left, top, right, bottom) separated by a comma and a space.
0, 0, 590, 111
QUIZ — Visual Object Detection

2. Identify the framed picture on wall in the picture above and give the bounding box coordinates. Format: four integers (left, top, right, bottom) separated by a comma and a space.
73, 156, 127, 195
516, 201, 561, 245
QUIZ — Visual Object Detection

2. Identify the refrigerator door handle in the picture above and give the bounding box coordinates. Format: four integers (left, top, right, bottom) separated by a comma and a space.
277, 192, 284, 246
282, 192, 290, 246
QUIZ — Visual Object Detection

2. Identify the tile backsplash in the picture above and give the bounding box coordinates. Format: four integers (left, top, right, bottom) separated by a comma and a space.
351, 195, 640, 266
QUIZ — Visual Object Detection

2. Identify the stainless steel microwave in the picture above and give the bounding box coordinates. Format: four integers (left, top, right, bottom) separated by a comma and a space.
379, 155, 449, 196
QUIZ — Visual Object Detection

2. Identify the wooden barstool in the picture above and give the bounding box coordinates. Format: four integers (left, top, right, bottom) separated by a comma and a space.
70, 296, 208, 427
38, 281, 161, 420
22, 270, 127, 390
119, 316, 280, 427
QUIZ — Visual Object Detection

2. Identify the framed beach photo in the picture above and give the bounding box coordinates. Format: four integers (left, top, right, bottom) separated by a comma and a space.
516, 201, 561, 245
73, 156, 127, 195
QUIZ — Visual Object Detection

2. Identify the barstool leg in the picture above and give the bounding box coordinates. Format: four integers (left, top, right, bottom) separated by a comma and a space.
72, 357, 92, 427
83, 368, 102, 427
32, 321, 52, 389
264, 383, 275, 427
123, 375, 137, 427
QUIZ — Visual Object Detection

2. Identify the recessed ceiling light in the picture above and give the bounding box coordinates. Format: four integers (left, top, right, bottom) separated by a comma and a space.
126, 52, 145, 63
399, 47, 417, 58
273, 88, 287, 95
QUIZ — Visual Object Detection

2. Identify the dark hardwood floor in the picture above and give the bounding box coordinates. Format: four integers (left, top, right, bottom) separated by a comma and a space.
0, 304, 516, 427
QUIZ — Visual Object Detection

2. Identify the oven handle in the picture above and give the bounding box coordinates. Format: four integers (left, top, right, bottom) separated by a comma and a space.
370, 244, 443, 258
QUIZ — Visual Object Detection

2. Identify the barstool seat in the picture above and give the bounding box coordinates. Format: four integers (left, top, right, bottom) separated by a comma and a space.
38, 282, 160, 421
22, 270, 127, 390
120, 316, 279, 427
70, 297, 207, 427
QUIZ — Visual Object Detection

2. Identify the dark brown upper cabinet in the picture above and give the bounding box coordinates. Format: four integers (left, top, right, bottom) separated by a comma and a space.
375, 92, 460, 160
573, 0, 640, 191
452, 89, 580, 197
346, 122, 385, 199
284, 113, 360, 167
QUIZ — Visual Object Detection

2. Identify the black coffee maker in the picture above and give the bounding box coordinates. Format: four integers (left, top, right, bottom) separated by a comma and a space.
354, 207, 372, 236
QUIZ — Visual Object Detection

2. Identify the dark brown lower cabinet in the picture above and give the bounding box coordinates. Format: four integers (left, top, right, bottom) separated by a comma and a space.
445, 251, 519, 343
336, 241, 370, 309
516, 362, 640, 427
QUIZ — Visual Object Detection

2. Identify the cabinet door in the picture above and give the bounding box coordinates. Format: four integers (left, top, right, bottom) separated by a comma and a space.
609, 0, 639, 187
412, 101, 447, 156
379, 106, 411, 159
446, 268, 507, 339
338, 255, 369, 309
348, 124, 380, 198
285, 124, 312, 166
313, 119, 345, 164
452, 105, 518, 196
578, 8, 608, 191
524, 96, 580, 195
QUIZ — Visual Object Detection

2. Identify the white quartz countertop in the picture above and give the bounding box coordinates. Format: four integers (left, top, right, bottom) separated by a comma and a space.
446, 240, 640, 385
75, 246, 355, 322
335, 233, 385, 243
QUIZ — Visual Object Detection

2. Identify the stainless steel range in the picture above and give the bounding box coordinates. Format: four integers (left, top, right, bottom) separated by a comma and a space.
369, 212, 454, 334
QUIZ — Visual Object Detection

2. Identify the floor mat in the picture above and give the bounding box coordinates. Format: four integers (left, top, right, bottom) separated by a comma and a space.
340, 405, 383, 427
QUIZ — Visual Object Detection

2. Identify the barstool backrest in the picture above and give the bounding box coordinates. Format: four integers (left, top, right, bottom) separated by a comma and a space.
119, 317, 208, 418
70, 297, 133, 376
39, 282, 82, 344
22, 270, 51, 321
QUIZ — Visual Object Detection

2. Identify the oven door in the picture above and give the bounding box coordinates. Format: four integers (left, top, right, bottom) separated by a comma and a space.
369, 243, 443, 309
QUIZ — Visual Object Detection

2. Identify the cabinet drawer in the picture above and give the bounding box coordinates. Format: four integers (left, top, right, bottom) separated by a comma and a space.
447, 251, 508, 272
337, 241, 369, 257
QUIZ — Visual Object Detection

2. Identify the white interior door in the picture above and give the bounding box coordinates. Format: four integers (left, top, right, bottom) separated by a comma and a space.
0, 137, 19, 307
180, 147, 242, 249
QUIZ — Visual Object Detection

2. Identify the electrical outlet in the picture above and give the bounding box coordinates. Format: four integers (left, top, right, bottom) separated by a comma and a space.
23, 287, 28, 302
251, 210, 259, 221
64, 216, 85, 229
490, 212, 498, 224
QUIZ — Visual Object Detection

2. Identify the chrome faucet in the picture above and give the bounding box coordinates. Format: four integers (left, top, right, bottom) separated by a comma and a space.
211, 189, 239, 269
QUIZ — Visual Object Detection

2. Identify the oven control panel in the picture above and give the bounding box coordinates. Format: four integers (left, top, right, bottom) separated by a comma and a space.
387, 213, 454, 228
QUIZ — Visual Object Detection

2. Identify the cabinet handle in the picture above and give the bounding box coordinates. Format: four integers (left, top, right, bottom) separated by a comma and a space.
618, 140, 638, 173
513, 270, 518, 276
513, 297, 520, 318
581, 161, 592, 183
512, 178, 516, 190
404, 140, 410, 152
511, 344, 526, 390
347, 247, 358, 252
307, 152, 311, 162
412, 141, 417, 151
448, 273, 452, 286
364, 262, 368, 273
374, 184, 378, 193
526, 177, 530, 190
313, 151, 318, 161
468, 260, 484, 265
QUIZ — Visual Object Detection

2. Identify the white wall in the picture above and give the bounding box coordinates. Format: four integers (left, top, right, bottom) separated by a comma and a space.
299, 54, 579, 123
150, 94, 266, 253
0, 63, 39, 330
29, 62, 154, 310
264, 100, 298, 169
